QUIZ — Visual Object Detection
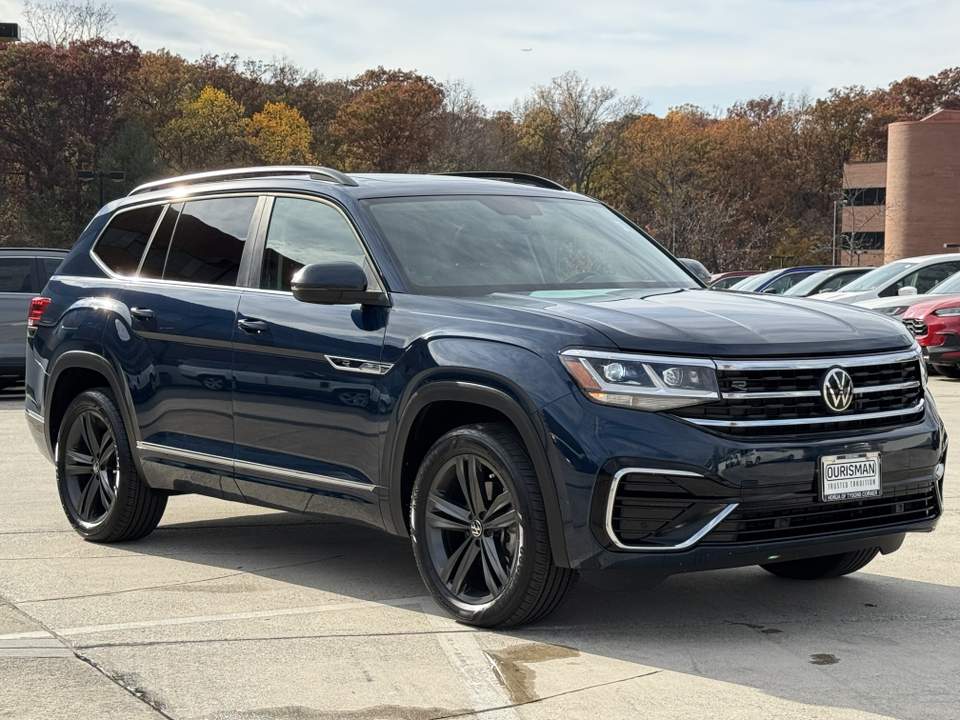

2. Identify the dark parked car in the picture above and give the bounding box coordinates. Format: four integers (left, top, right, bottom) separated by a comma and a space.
729, 266, 834, 294
25, 167, 945, 627
0, 247, 67, 388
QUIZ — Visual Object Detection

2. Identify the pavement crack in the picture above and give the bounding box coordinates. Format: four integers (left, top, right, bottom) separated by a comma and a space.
428, 669, 664, 719
16, 555, 344, 603
73, 651, 177, 719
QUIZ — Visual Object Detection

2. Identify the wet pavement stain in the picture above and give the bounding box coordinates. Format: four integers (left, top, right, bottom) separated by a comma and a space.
810, 653, 840, 666
485, 642, 580, 704
196, 704, 466, 720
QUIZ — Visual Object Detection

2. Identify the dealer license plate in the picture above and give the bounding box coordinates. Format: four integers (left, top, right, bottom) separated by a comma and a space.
819, 452, 881, 502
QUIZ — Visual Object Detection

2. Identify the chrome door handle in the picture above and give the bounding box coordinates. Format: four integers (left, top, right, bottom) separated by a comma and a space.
238, 318, 268, 333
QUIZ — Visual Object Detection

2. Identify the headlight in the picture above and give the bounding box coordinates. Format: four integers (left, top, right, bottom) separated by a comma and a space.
560, 349, 720, 411
880, 306, 909, 316
933, 306, 960, 317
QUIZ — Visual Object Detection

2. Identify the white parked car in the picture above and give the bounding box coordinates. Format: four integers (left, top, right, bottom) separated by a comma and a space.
856, 269, 960, 317
816, 253, 960, 304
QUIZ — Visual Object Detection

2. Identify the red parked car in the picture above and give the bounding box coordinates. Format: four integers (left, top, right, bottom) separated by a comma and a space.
902, 295, 960, 378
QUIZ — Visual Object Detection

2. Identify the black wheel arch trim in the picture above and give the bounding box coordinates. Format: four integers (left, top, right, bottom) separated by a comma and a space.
45, 350, 145, 477
383, 378, 571, 568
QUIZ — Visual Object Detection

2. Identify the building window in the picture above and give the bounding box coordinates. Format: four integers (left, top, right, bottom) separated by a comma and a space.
844, 187, 886, 206
842, 232, 885, 250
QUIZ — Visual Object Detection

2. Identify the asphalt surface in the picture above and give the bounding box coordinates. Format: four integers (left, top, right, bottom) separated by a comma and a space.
1, 378, 958, 720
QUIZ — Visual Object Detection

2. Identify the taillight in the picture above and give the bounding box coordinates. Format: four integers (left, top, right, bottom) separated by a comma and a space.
27, 297, 51, 329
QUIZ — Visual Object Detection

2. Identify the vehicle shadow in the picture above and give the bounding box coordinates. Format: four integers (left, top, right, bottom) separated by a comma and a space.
128, 509, 959, 720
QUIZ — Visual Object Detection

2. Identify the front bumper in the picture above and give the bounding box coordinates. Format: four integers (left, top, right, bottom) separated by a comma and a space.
540, 390, 946, 572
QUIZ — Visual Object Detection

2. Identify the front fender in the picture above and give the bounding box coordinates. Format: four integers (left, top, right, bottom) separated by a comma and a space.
381, 338, 574, 566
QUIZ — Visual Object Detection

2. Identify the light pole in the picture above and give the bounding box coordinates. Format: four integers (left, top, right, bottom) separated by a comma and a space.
77, 170, 125, 207
832, 198, 848, 266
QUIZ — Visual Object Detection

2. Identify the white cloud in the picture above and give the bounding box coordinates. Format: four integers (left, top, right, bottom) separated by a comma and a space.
2, 0, 959, 114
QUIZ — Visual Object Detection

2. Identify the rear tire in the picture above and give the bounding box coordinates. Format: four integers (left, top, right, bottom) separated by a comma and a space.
56, 389, 166, 542
410, 423, 576, 628
933, 364, 960, 379
760, 547, 879, 579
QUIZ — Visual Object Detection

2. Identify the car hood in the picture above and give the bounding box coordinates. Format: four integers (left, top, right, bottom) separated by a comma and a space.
485, 288, 912, 357
856, 295, 930, 312
811, 290, 870, 303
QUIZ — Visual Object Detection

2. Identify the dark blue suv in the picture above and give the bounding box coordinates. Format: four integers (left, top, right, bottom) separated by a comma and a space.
25, 167, 945, 627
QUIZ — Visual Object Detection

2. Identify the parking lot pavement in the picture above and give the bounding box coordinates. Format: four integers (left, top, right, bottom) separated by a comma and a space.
0, 380, 958, 720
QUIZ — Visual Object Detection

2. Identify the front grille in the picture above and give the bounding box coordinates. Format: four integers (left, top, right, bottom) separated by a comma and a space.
903, 318, 928, 337
671, 350, 924, 436
703, 480, 939, 544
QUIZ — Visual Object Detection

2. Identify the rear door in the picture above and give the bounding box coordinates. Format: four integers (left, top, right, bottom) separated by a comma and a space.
231, 195, 386, 522
110, 195, 264, 496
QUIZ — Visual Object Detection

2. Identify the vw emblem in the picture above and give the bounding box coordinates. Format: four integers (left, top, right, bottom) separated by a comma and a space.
470, 519, 484, 538
822, 367, 854, 413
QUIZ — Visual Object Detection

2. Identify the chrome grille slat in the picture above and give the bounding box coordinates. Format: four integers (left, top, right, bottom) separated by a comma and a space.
673, 350, 924, 436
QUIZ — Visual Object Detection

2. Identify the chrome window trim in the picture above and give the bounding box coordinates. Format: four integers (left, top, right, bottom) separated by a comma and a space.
605, 467, 738, 551
675, 398, 925, 428
714, 349, 920, 371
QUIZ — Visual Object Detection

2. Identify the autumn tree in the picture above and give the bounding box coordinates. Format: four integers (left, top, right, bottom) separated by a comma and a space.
159, 86, 249, 172
246, 101, 314, 164
22, 0, 115, 46
331, 67, 444, 172
517, 71, 645, 194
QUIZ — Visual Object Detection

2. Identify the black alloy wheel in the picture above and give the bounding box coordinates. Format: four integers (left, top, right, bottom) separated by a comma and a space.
424, 452, 520, 604
411, 423, 576, 627
62, 405, 118, 526
57, 389, 167, 542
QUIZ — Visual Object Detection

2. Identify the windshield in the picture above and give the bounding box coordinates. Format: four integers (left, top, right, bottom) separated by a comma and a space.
730, 269, 778, 292
362, 195, 698, 295
841, 261, 916, 292
929, 270, 960, 294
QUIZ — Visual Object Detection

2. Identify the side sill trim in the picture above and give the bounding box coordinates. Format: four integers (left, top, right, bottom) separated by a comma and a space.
25, 408, 44, 425
605, 467, 739, 551
136, 442, 377, 495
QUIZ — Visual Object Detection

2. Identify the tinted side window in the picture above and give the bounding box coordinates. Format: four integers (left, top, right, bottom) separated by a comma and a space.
139, 204, 181, 279
93, 205, 163, 275
0, 258, 35, 293
40, 257, 64, 285
162, 197, 257, 286
260, 198, 367, 291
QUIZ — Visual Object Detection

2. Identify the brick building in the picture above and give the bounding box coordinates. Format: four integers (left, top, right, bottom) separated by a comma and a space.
842, 109, 960, 264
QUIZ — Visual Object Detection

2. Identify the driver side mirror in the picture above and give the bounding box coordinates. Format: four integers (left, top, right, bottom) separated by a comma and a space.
898, 286, 918, 296
291, 262, 391, 307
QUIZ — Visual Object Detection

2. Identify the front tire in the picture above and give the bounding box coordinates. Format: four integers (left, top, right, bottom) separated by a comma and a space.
410, 423, 575, 628
760, 547, 879, 579
56, 389, 166, 542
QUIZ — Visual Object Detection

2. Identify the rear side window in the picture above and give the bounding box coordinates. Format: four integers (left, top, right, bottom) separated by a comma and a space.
0, 258, 35, 293
161, 197, 258, 286
93, 205, 164, 275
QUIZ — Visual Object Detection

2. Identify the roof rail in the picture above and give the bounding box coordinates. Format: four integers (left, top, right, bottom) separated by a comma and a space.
437, 171, 568, 191
128, 166, 358, 196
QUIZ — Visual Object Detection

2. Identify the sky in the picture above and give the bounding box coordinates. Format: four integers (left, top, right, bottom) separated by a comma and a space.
2, 0, 959, 115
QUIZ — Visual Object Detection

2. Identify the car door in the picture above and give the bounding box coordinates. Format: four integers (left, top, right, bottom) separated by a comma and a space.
111, 195, 263, 497
231, 195, 386, 523
0, 255, 41, 380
